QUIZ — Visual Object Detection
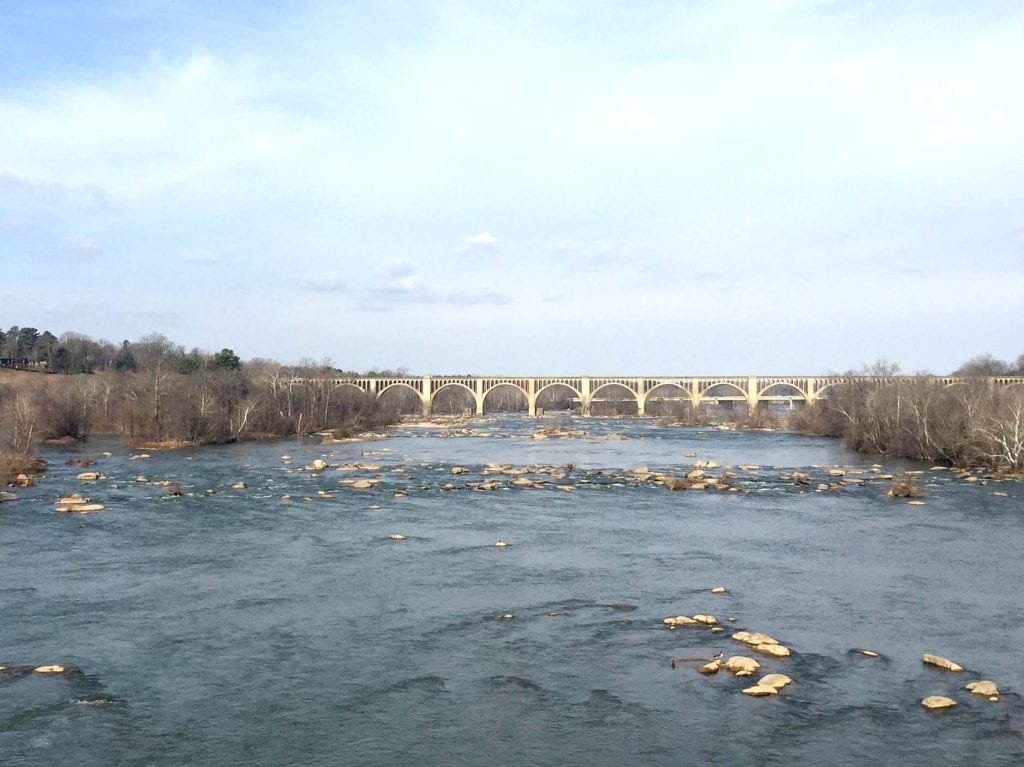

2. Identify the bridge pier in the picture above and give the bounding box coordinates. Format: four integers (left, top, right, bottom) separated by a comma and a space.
474, 379, 484, 416
580, 377, 592, 416
421, 376, 432, 417
636, 377, 646, 416
746, 376, 759, 412
527, 379, 537, 417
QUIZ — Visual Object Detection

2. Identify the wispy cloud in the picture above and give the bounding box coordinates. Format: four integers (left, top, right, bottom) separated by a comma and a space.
0, 171, 113, 213
461, 232, 499, 251
181, 248, 221, 265
65, 234, 102, 259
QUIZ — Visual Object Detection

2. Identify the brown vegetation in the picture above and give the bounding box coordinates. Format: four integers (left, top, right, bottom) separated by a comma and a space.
0, 330, 403, 477
792, 357, 1024, 473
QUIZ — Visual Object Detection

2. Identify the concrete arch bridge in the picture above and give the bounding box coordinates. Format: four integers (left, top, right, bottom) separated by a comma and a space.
304, 375, 1024, 417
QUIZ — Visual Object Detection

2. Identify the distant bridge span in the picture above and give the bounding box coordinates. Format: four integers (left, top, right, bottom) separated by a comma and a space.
298, 375, 1024, 417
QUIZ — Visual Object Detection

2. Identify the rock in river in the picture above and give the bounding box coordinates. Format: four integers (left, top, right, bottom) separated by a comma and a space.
966, 680, 998, 697
923, 654, 963, 672
724, 656, 760, 676
742, 684, 779, 697
758, 673, 792, 689
921, 696, 957, 710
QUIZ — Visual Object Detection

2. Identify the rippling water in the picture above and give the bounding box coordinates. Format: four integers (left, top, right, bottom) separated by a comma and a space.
3, 417, 1022, 766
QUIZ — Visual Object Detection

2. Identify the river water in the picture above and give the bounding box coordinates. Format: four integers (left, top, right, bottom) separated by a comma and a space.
2, 416, 1022, 766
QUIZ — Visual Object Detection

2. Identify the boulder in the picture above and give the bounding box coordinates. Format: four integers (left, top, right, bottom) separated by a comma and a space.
14, 473, 33, 487
77, 472, 104, 481
387, 533, 407, 541
697, 660, 722, 675
0, 491, 18, 502
686, 469, 705, 480
663, 615, 698, 627
860, 650, 879, 658
923, 654, 963, 672
692, 614, 717, 625
921, 696, 957, 710
758, 673, 792, 689
740, 632, 779, 646
494, 540, 508, 548
662, 477, 690, 491
754, 643, 791, 658
742, 684, 778, 697
34, 665, 64, 673
710, 586, 727, 594
232, 481, 246, 489
966, 680, 998, 697
724, 656, 760, 676
351, 479, 375, 489
451, 466, 468, 475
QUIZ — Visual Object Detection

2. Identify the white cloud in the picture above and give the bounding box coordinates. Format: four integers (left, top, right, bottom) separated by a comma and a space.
462, 232, 499, 248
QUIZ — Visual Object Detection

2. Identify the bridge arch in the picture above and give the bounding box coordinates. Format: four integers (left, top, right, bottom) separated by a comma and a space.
376, 382, 422, 399
376, 382, 424, 415
814, 382, 842, 399
483, 383, 529, 413
758, 382, 807, 399
644, 382, 695, 418
483, 382, 529, 402
590, 382, 639, 416
535, 382, 582, 401
431, 382, 478, 415
332, 381, 371, 398
699, 381, 746, 399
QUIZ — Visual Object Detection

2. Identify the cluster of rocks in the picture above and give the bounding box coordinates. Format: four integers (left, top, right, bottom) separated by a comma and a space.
919, 653, 1001, 710
55, 494, 104, 513
660, 464, 740, 492
664, 604, 795, 699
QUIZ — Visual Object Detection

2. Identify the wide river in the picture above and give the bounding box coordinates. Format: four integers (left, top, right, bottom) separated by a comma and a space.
2, 416, 1022, 766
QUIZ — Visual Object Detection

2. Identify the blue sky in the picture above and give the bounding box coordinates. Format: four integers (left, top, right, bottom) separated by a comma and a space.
1, 1, 1022, 374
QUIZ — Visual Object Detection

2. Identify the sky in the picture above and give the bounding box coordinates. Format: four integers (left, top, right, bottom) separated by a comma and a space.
1, 0, 1022, 375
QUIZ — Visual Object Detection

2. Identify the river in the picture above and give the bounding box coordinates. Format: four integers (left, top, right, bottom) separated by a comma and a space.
2, 416, 1022, 766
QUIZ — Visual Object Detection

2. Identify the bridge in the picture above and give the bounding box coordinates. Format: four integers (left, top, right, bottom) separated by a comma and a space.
302, 375, 1024, 417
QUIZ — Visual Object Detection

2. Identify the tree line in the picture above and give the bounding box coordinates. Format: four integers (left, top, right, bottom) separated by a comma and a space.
0, 328, 404, 480
791, 355, 1024, 473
